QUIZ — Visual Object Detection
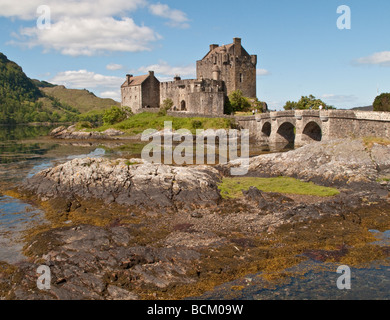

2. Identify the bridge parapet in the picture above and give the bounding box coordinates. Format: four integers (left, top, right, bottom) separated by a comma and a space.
236, 110, 390, 147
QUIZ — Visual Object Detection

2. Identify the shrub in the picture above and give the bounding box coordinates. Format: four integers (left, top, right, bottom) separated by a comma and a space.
192, 120, 203, 129
76, 121, 93, 130
158, 99, 174, 116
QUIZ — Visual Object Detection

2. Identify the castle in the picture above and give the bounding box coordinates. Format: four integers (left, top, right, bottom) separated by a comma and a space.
121, 38, 257, 116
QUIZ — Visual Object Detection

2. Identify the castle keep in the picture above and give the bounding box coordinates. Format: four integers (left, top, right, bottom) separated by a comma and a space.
121, 38, 257, 116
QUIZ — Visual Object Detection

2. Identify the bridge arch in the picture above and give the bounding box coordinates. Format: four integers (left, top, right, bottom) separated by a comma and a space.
302, 121, 322, 142
276, 122, 296, 145
261, 122, 272, 137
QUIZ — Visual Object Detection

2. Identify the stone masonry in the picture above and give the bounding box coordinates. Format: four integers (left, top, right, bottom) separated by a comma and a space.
237, 110, 390, 147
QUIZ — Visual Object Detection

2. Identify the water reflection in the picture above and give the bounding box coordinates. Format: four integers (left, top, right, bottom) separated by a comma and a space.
0, 194, 46, 264
0, 125, 58, 164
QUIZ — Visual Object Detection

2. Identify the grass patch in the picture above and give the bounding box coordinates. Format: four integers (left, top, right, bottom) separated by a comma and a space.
94, 112, 236, 136
218, 176, 340, 199
363, 136, 390, 149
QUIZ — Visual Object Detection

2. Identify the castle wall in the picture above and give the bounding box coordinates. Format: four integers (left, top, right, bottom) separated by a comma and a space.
160, 79, 225, 116
121, 85, 142, 113
141, 75, 160, 109
234, 56, 257, 98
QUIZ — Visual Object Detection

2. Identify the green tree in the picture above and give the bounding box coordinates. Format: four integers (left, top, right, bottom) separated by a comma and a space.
283, 95, 335, 110
227, 90, 251, 113
103, 106, 127, 125
373, 93, 390, 112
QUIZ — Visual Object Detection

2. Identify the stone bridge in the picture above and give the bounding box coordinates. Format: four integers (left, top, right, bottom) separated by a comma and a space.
236, 110, 390, 146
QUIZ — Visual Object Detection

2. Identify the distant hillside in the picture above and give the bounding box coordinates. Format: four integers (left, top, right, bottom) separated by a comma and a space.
41, 86, 119, 114
32, 79, 58, 88
0, 52, 119, 124
352, 106, 373, 111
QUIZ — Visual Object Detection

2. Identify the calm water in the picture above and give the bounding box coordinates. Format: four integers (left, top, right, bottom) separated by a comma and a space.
1, 125, 389, 300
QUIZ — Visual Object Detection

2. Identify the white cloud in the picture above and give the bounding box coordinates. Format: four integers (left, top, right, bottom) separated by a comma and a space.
0, 0, 146, 20
257, 69, 270, 76
135, 60, 196, 78
100, 90, 121, 101
13, 17, 159, 56
50, 70, 123, 89
149, 3, 190, 29
355, 51, 390, 66
320, 94, 357, 104
106, 64, 124, 71
2, 0, 193, 56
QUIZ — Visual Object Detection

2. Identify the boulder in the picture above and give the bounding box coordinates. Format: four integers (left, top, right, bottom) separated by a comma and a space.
21, 158, 222, 211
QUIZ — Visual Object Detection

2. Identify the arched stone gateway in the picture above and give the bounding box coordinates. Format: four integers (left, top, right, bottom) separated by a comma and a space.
276, 122, 296, 144
302, 121, 322, 142
180, 100, 187, 111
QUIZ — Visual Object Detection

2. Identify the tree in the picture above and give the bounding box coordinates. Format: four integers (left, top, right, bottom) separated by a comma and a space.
283, 95, 335, 110
373, 93, 390, 112
103, 106, 127, 125
227, 90, 251, 113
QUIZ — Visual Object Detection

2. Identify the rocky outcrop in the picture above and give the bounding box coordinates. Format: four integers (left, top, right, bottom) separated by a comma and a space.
225, 139, 390, 187
1, 224, 201, 300
20, 158, 222, 211
50, 126, 125, 140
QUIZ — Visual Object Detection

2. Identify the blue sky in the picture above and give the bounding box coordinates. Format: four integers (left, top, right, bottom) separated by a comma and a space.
0, 0, 389, 110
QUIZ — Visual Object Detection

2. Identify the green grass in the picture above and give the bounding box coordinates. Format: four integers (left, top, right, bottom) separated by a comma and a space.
95, 112, 236, 136
218, 176, 340, 199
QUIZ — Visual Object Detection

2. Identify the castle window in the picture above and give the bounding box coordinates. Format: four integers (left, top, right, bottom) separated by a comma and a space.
240, 73, 244, 83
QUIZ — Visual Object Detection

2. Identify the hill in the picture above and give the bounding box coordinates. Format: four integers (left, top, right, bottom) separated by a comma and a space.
41, 86, 119, 114
0, 53, 44, 123
352, 106, 373, 111
0, 52, 119, 124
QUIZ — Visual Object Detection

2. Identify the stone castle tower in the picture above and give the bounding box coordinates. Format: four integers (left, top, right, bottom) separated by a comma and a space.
122, 38, 258, 115
196, 38, 257, 98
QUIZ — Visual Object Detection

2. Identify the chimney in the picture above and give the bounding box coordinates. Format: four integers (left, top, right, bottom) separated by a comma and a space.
149, 71, 154, 77
233, 38, 242, 56
210, 44, 219, 51
251, 55, 257, 66
126, 74, 133, 84
174, 75, 181, 81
